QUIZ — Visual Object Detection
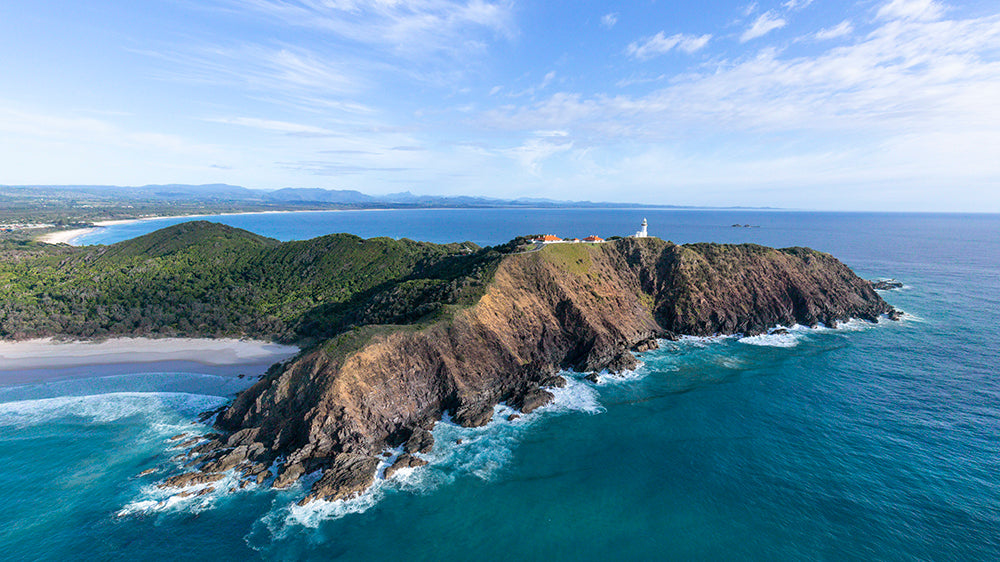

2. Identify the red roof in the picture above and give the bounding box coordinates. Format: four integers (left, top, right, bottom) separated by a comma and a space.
583, 235, 604, 242
539, 234, 562, 242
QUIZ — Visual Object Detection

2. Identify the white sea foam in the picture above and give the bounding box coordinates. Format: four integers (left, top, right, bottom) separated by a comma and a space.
267, 374, 610, 527
738, 325, 810, 348
117, 469, 246, 517
0, 392, 226, 428
578, 367, 649, 387
674, 334, 732, 347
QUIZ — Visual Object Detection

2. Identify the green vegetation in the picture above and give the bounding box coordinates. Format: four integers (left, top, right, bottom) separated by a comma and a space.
538, 242, 598, 275
0, 221, 501, 343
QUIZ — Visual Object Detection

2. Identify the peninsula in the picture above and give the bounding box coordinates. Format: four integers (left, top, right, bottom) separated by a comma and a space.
0, 222, 897, 503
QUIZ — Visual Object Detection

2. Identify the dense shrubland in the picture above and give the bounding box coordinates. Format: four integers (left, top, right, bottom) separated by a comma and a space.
0, 221, 500, 342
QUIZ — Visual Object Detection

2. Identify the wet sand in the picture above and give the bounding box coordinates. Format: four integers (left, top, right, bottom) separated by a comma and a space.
0, 337, 299, 386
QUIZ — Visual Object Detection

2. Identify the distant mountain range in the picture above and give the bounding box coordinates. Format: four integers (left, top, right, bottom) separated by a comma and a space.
1, 184, 771, 210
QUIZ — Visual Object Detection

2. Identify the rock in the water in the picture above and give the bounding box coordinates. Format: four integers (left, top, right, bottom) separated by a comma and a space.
872, 279, 904, 290
137, 468, 157, 477
517, 388, 554, 414
453, 404, 493, 427
159, 472, 225, 489
273, 463, 305, 489
888, 309, 904, 321
632, 338, 659, 352
606, 351, 638, 373
404, 427, 435, 454
507, 414, 520, 422
168, 433, 187, 441
771, 328, 789, 335
178, 436, 203, 449
177, 487, 214, 498
199, 446, 249, 473
299, 453, 379, 504
540, 375, 567, 388
256, 470, 273, 485
584, 372, 600, 383
197, 406, 226, 423
383, 453, 428, 479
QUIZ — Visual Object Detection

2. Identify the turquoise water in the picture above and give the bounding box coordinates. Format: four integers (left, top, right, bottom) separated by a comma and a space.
3, 211, 999, 560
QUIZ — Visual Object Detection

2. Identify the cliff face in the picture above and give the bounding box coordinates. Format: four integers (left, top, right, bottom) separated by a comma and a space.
169, 238, 894, 502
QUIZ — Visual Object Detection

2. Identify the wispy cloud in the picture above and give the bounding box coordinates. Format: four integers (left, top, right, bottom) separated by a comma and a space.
813, 20, 853, 41
224, 0, 515, 58
627, 32, 712, 60
204, 117, 338, 136
504, 130, 573, 174
481, 6, 1000, 170
509, 71, 558, 98
141, 43, 376, 114
876, 0, 945, 22
601, 12, 618, 28
741, 11, 787, 42
782, 0, 813, 11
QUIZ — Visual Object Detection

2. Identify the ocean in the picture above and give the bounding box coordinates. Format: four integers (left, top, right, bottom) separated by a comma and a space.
2, 210, 998, 561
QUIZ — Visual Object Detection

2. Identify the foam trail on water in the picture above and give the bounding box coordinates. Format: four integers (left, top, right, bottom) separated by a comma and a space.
0, 392, 227, 428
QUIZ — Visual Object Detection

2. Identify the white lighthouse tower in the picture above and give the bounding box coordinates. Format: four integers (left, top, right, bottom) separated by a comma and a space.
633, 218, 648, 238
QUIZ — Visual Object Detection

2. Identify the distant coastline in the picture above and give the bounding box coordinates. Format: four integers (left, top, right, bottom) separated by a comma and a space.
37, 210, 346, 245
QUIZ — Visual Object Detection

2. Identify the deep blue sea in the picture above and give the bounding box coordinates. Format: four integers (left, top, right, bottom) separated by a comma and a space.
3, 210, 999, 561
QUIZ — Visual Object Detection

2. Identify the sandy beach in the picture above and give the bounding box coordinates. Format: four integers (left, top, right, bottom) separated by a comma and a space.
37, 218, 142, 245
0, 337, 299, 385
34, 209, 348, 246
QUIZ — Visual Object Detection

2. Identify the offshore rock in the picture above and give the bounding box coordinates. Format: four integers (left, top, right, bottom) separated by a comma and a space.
872, 279, 904, 290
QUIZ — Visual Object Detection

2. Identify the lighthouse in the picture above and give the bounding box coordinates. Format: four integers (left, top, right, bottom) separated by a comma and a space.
633, 218, 648, 238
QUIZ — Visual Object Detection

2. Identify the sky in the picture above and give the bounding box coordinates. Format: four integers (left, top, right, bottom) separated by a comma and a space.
1, 0, 999, 211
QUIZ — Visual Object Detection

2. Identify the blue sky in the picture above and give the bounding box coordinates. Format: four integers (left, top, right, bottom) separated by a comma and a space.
1, 0, 998, 210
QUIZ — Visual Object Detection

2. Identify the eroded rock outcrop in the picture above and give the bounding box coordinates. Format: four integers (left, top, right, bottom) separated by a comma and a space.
172, 238, 896, 503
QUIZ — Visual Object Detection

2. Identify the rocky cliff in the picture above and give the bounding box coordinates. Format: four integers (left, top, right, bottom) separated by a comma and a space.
164, 237, 895, 502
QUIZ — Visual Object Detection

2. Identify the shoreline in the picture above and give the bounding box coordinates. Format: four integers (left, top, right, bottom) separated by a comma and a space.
37, 218, 142, 245
34, 210, 350, 246
34, 205, 708, 246
0, 337, 299, 385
